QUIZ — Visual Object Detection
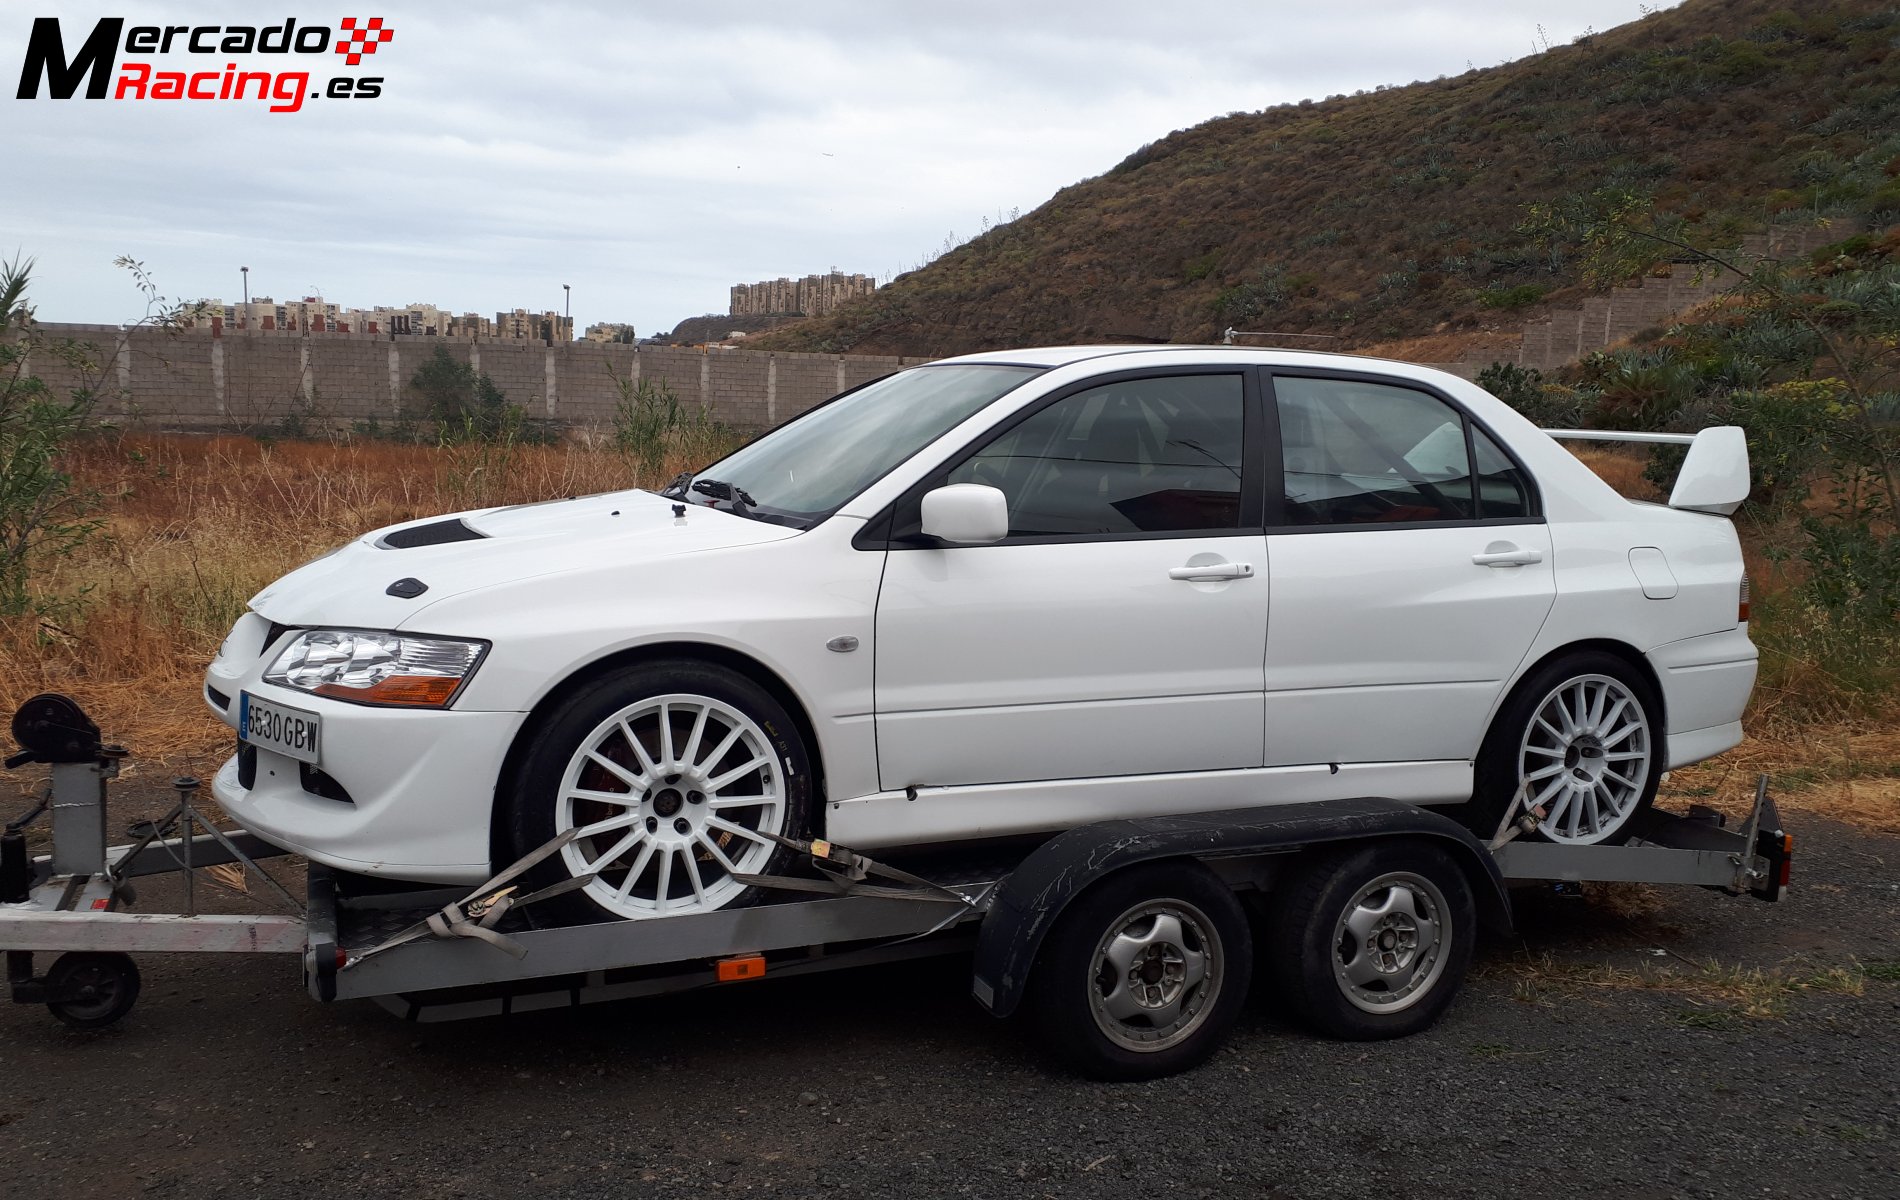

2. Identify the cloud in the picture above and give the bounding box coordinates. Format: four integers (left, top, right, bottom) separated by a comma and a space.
1, 0, 1681, 335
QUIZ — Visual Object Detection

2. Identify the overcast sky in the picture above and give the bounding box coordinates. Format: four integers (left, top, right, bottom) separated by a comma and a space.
3, 1, 1680, 335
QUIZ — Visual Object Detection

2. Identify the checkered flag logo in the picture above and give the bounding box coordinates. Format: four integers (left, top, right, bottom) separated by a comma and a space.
335, 17, 393, 66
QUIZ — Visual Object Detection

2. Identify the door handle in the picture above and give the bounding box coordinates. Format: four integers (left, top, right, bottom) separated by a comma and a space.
1169, 563, 1255, 581
1472, 546, 1543, 568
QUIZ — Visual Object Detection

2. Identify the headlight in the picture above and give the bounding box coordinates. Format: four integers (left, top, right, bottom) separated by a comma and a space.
263, 630, 487, 708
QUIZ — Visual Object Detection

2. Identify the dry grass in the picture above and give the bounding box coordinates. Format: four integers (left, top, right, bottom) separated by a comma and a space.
0, 434, 721, 774
1495, 952, 1869, 1019
1352, 330, 1525, 366
1568, 446, 1664, 501
1662, 726, 1900, 834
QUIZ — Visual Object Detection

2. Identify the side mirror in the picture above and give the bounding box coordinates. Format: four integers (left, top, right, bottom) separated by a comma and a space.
919, 483, 1009, 545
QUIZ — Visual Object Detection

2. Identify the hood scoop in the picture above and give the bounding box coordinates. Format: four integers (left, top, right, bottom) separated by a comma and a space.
377, 518, 487, 549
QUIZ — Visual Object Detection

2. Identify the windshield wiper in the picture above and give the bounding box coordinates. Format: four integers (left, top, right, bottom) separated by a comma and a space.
661, 471, 695, 500
690, 477, 758, 512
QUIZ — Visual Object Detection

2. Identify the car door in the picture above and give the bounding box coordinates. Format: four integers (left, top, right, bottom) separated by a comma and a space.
1261, 371, 1555, 767
873, 370, 1268, 790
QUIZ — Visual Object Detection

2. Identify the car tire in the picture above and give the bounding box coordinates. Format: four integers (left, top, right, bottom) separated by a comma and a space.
501, 658, 812, 924
1030, 861, 1252, 1081
1265, 841, 1475, 1041
1467, 650, 1664, 847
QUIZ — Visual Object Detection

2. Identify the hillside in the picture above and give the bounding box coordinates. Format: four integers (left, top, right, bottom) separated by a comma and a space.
758, 0, 1900, 357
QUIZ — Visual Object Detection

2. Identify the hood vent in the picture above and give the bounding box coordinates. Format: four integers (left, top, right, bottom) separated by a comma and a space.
377, 518, 487, 549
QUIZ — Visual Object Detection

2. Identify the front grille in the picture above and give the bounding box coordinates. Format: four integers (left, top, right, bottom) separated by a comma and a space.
236, 743, 257, 788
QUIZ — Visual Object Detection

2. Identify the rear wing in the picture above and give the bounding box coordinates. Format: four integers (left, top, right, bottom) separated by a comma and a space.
1542, 426, 1749, 516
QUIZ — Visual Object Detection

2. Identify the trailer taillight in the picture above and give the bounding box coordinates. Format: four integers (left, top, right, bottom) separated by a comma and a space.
1738, 575, 1751, 624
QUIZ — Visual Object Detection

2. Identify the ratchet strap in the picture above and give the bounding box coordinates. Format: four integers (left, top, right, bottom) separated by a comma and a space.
733, 833, 979, 906
348, 829, 596, 966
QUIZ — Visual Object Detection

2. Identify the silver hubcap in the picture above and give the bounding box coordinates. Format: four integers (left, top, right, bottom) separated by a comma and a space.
1333, 872, 1449, 1014
1088, 900, 1223, 1053
1517, 674, 1651, 845
556, 693, 785, 919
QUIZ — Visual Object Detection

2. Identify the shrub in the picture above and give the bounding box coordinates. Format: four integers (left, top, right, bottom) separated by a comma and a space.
0, 260, 102, 614
608, 370, 728, 479
408, 345, 553, 445
1476, 283, 1550, 310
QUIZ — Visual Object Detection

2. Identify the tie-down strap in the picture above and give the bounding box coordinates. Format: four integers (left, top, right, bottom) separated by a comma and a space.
347, 829, 596, 967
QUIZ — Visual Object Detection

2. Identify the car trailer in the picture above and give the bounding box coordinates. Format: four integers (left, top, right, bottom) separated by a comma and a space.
2, 693, 1793, 1080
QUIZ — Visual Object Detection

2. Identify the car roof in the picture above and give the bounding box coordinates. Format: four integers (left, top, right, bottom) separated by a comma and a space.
926, 344, 1446, 373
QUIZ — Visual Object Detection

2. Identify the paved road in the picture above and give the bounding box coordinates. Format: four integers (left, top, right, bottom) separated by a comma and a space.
3, 812, 1897, 1199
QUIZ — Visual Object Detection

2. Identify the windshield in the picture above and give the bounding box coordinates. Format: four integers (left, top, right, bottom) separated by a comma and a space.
679, 364, 1041, 526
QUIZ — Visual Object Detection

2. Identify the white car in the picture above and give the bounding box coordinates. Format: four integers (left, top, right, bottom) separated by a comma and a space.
206, 346, 1758, 923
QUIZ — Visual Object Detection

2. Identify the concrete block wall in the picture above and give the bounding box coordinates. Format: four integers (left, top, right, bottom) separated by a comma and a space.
1466, 221, 1860, 377
23, 323, 931, 435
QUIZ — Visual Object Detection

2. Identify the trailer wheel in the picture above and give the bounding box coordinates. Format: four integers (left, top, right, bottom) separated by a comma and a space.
1031, 861, 1252, 1081
1267, 842, 1474, 1041
44, 951, 141, 1030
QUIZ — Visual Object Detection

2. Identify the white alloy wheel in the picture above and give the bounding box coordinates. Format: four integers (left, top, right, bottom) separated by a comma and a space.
1516, 673, 1653, 845
555, 692, 786, 918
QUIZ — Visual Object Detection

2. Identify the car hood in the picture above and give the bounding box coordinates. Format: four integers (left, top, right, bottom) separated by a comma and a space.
248, 488, 799, 629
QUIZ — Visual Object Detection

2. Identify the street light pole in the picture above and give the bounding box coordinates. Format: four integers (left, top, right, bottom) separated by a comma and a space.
562, 283, 570, 340
240, 266, 249, 329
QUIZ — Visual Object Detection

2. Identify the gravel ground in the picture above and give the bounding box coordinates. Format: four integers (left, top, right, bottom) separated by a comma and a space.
3, 784, 1897, 1200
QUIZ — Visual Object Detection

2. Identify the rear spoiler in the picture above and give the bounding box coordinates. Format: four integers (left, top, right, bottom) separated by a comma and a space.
1543, 426, 1749, 516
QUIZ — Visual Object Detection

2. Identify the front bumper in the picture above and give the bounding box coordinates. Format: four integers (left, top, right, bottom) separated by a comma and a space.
206, 614, 521, 884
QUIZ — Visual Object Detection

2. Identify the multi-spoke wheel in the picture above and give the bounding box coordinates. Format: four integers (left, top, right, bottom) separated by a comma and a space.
1517, 674, 1653, 844
1469, 651, 1663, 847
503, 660, 811, 924
1032, 862, 1251, 1081
1267, 842, 1476, 1040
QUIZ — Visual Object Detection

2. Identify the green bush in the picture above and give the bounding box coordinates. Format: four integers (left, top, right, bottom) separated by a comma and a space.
1476, 283, 1550, 310
409, 345, 554, 445
608, 371, 729, 480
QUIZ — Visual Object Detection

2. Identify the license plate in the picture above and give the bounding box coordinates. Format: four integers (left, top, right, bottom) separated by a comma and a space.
238, 692, 322, 765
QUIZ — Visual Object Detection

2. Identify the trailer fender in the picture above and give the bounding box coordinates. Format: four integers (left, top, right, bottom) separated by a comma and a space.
970, 798, 1511, 1018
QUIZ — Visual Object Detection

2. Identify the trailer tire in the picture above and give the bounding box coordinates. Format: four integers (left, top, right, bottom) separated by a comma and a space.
1267, 842, 1474, 1041
1030, 861, 1251, 1081
45, 951, 141, 1030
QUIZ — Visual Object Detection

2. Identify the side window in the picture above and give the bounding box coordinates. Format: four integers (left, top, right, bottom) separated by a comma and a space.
1472, 426, 1530, 519
947, 374, 1245, 537
1274, 376, 1476, 526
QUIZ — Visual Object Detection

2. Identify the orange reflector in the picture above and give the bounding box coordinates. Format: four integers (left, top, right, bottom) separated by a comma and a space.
315, 675, 462, 707
716, 954, 767, 983
1778, 834, 1794, 886
810, 838, 832, 859
91, 897, 110, 910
